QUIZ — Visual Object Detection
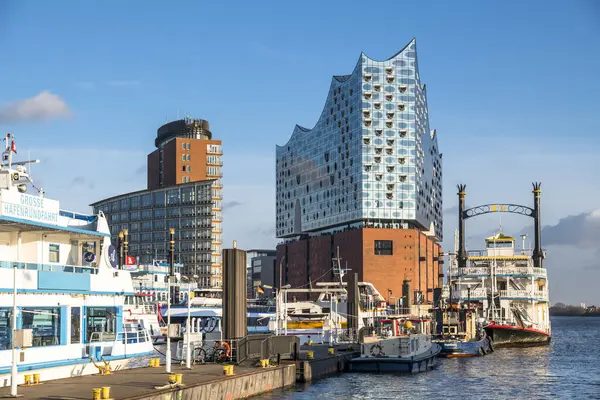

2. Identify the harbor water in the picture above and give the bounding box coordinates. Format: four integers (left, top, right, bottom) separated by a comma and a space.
256, 316, 600, 399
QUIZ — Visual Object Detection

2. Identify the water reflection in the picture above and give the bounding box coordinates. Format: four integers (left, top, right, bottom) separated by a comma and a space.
256, 317, 600, 400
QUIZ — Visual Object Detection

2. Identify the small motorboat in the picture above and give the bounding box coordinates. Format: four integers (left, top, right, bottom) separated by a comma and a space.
351, 315, 441, 373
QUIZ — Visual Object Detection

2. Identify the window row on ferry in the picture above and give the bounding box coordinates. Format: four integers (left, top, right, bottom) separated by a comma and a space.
0, 306, 121, 350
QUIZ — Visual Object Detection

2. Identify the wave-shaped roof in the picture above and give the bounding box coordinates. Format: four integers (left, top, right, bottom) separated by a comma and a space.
277, 38, 417, 149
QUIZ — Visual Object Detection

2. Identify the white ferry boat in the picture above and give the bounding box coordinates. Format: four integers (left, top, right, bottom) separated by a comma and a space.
449, 232, 551, 347
0, 134, 153, 389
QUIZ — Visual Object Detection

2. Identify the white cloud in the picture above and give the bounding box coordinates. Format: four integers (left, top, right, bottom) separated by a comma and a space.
0, 91, 71, 124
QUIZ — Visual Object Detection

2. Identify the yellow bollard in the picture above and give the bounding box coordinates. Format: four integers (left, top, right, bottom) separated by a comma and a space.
223, 365, 229, 375
328, 347, 335, 355
307, 351, 314, 360
101, 387, 111, 399
229, 365, 234, 375
92, 388, 102, 400
260, 359, 269, 368
169, 374, 177, 384
175, 373, 183, 384
24, 375, 32, 385
33, 373, 40, 384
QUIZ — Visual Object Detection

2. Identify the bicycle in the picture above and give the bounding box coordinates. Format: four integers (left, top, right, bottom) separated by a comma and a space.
194, 341, 231, 364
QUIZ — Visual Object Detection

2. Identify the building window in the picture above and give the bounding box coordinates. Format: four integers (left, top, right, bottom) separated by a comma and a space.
181, 154, 186, 161
374, 240, 393, 255
71, 307, 81, 344
49, 244, 60, 263
187, 154, 191, 161
22, 307, 61, 346
86, 307, 117, 343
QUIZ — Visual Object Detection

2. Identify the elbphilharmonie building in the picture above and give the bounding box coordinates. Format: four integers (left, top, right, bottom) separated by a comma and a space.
275, 39, 444, 303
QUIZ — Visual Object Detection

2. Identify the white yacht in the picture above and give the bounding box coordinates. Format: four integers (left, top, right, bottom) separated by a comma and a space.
0, 134, 153, 388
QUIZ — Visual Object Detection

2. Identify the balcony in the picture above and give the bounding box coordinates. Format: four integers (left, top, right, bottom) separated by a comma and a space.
500, 290, 548, 300
457, 288, 488, 299
449, 267, 547, 278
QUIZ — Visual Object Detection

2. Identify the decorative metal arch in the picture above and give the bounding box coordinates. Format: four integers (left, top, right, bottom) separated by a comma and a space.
463, 204, 534, 220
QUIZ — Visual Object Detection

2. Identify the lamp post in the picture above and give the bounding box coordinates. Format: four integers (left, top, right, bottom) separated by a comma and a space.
181, 275, 197, 369
263, 285, 278, 335
278, 255, 286, 290
165, 228, 175, 374
10, 263, 18, 397
521, 234, 527, 255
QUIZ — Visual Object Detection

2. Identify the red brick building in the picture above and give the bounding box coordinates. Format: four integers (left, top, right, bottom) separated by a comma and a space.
276, 228, 443, 303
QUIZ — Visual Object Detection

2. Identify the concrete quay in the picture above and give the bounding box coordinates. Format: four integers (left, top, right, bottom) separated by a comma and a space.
0, 362, 295, 400
0, 344, 358, 399
296, 343, 360, 382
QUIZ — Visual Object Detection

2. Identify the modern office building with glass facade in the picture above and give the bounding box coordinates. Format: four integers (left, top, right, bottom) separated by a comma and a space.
275, 39, 444, 302
91, 179, 217, 287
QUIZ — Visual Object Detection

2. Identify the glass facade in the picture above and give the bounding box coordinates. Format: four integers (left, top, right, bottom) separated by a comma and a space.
91, 180, 214, 285
276, 39, 442, 239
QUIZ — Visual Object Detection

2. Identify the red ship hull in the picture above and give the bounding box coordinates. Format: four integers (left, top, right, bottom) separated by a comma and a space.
484, 323, 551, 347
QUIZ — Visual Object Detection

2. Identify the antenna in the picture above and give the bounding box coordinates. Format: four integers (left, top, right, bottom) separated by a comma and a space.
499, 214, 503, 234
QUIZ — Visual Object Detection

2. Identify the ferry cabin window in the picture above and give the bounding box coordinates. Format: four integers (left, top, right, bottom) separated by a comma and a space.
71, 307, 81, 344
0, 309, 13, 350
86, 307, 117, 342
22, 307, 61, 346
374, 240, 393, 255
49, 244, 60, 263
487, 242, 512, 248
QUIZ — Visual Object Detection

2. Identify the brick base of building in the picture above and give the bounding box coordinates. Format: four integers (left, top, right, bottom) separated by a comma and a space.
276, 227, 443, 303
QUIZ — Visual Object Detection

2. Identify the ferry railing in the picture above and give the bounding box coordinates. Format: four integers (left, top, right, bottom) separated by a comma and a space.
89, 331, 117, 342
0, 260, 97, 274
467, 249, 535, 257
116, 329, 150, 344
500, 290, 548, 299
455, 288, 488, 299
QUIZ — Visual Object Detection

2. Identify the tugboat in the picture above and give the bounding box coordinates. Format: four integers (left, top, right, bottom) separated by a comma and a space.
431, 305, 493, 357
450, 232, 551, 347
351, 316, 441, 373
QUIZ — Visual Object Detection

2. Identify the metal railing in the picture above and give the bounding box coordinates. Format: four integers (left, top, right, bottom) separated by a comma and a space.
500, 290, 548, 299
0, 260, 97, 274
450, 266, 547, 277
89, 332, 117, 342
116, 329, 151, 344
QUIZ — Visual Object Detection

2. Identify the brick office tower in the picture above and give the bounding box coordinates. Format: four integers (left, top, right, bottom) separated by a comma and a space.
148, 118, 223, 288
275, 39, 443, 303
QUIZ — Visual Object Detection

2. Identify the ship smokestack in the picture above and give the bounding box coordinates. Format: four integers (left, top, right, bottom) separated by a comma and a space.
532, 182, 543, 268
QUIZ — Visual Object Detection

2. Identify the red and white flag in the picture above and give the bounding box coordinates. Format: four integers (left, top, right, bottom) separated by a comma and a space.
10, 140, 16, 154
125, 255, 136, 265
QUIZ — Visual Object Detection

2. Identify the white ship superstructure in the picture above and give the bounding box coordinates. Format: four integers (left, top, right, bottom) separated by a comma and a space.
449, 232, 551, 346
0, 134, 153, 391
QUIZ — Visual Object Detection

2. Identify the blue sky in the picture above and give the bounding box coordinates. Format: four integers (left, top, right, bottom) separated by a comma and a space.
1, 0, 599, 304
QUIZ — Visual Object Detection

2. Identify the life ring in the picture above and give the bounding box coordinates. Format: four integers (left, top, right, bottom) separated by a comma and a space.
126, 309, 133, 317
221, 341, 231, 358
370, 344, 385, 357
